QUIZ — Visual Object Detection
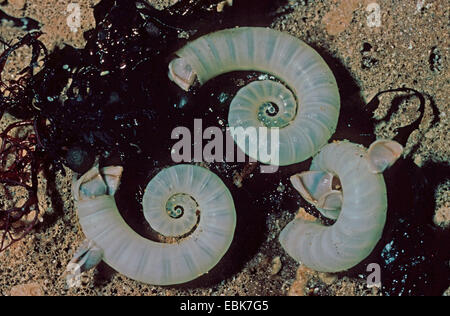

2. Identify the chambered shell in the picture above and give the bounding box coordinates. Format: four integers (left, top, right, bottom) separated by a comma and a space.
280, 140, 403, 272
74, 164, 236, 285
169, 27, 340, 166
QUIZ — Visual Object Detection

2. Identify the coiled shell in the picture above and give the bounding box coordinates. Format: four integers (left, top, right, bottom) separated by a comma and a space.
169, 27, 340, 165
279, 140, 402, 272
74, 164, 236, 285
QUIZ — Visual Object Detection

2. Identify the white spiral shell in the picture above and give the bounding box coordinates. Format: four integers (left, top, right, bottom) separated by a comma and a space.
169, 27, 340, 165
279, 141, 396, 272
74, 164, 236, 285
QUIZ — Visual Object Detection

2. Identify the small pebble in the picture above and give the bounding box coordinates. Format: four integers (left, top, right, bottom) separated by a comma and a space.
271, 256, 282, 275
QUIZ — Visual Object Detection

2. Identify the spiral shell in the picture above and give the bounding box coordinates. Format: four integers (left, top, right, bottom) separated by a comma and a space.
74, 164, 236, 285
169, 27, 340, 165
279, 140, 403, 272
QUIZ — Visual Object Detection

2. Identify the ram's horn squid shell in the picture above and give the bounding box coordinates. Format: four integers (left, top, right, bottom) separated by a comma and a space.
71, 164, 236, 285
169, 27, 340, 166
280, 139, 403, 272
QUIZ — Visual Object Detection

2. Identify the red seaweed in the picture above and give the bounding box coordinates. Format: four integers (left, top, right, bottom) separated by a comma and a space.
0, 119, 41, 251
0, 32, 47, 251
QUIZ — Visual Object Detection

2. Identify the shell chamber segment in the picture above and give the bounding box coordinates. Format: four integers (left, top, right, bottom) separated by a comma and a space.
141, 164, 237, 283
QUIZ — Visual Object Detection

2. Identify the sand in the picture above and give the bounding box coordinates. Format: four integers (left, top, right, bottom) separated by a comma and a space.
0, 0, 448, 296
